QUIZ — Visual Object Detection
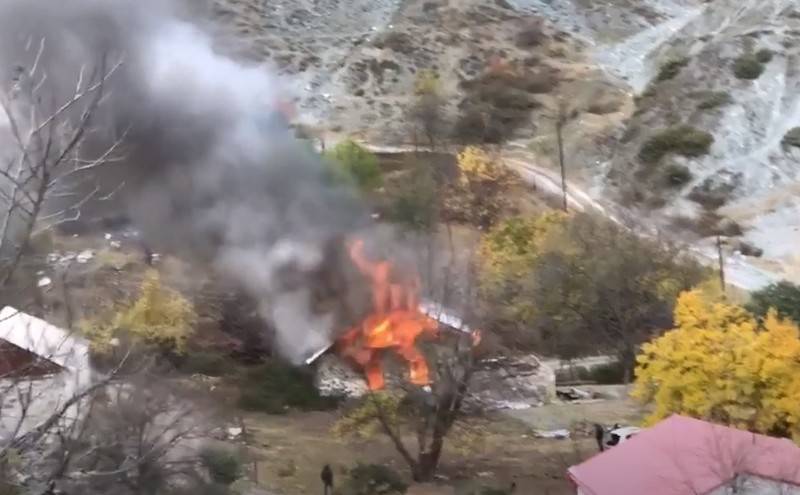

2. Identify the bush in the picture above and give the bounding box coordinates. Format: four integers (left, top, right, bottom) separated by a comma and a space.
663, 163, 692, 187
82, 270, 197, 355
696, 91, 732, 110
555, 361, 626, 385
179, 351, 229, 376
385, 162, 438, 231
746, 281, 800, 324
756, 48, 774, 63
638, 125, 714, 163
656, 57, 690, 81
455, 66, 554, 144
340, 464, 408, 495
516, 20, 546, 48
782, 127, 800, 148
325, 140, 382, 191
374, 32, 415, 55
733, 54, 765, 80
237, 361, 340, 414
738, 241, 763, 258
200, 447, 241, 485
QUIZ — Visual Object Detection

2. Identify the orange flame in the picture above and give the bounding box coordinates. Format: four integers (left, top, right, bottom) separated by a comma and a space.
337, 239, 439, 389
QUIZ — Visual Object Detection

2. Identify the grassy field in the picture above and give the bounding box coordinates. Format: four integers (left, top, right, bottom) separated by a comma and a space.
239, 389, 644, 494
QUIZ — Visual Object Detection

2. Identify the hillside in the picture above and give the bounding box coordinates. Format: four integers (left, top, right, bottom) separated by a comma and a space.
205, 0, 800, 287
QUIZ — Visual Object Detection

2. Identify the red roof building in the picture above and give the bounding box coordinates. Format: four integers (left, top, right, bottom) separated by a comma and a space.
568, 415, 800, 495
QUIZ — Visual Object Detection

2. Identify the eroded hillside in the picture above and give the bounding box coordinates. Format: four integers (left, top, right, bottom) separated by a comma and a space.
206, 0, 800, 287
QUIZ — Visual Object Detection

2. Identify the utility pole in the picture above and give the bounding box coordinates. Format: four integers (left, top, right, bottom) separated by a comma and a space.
556, 100, 568, 212
716, 235, 726, 296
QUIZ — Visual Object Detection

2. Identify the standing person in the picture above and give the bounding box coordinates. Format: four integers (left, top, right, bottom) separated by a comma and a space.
321, 464, 333, 495
594, 423, 606, 452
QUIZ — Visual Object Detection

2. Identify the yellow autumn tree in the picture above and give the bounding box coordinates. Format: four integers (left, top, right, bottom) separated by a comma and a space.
479, 211, 568, 303
83, 270, 197, 355
632, 289, 800, 442
443, 146, 517, 227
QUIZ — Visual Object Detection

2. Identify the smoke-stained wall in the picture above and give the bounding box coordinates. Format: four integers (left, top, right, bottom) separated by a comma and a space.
0, 0, 368, 362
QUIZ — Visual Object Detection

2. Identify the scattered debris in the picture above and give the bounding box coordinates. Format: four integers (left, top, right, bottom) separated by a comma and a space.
76, 250, 94, 264
489, 400, 532, 411
556, 386, 592, 401
104, 233, 113, 240
109, 240, 122, 249
466, 355, 555, 411
534, 429, 571, 439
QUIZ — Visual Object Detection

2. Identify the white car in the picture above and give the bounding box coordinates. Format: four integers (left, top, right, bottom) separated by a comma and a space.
604, 426, 642, 449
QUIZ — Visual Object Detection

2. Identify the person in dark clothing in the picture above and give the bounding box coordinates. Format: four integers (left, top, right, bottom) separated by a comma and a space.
321, 464, 333, 495
594, 423, 606, 452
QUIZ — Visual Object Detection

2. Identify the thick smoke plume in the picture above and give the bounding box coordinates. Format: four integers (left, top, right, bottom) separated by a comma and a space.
0, 0, 368, 362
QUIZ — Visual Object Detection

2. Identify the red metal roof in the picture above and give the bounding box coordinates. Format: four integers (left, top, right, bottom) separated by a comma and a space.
568, 415, 800, 495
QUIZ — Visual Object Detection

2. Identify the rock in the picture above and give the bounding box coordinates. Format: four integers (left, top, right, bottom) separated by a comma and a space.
37, 277, 52, 288
314, 354, 369, 398
466, 355, 556, 411
227, 427, 243, 439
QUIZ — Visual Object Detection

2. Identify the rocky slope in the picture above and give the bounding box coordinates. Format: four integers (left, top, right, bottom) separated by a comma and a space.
596, 0, 800, 286
206, 0, 800, 287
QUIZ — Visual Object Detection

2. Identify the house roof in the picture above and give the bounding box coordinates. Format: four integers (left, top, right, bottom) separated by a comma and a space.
0, 306, 89, 372
568, 415, 800, 495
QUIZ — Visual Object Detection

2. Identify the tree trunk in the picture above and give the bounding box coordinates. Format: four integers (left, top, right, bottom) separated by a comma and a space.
413, 438, 443, 482
620, 347, 635, 384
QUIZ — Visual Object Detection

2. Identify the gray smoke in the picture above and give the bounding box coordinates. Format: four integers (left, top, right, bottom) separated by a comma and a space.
0, 0, 368, 362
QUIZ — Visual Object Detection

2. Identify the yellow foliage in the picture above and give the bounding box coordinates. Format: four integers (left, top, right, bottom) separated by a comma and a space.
414, 70, 441, 96
478, 212, 568, 321
479, 211, 567, 276
457, 147, 504, 184
82, 270, 196, 354
632, 290, 800, 441
443, 147, 519, 227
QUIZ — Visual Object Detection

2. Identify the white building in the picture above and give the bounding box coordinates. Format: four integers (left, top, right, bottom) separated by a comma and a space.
0, 306, 92, 442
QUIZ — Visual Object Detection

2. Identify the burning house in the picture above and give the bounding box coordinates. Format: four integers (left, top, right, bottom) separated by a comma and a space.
309, 240, 555, 410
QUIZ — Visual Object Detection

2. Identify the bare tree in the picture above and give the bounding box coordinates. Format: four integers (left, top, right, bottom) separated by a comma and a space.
53, 371, 217, 495
0, 38, 125, 286
0, 40, 216, 495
